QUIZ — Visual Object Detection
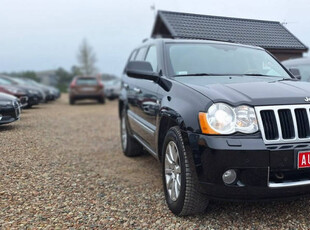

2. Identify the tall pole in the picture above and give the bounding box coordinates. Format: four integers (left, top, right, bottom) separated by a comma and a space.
150, 3, 156, 18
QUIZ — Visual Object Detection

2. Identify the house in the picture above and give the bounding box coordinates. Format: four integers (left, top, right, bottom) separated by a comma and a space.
36, 70, 58, 86
151, 11, 308, 61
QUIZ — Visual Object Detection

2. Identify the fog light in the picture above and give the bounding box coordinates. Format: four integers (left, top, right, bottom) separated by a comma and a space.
222, 169, 237, 185
0, 114, 2, 121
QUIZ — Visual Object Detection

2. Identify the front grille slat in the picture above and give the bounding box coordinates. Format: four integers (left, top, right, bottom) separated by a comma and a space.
278, 109, 295, 139
256, 105, 310, 144
295, 109, 310, 138
260, 110, 278, 140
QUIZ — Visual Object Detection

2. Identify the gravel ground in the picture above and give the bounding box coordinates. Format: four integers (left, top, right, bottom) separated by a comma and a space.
1, 94, 310, 229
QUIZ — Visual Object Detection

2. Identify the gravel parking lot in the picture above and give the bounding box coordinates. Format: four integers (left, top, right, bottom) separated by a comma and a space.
1, 94, 310, 229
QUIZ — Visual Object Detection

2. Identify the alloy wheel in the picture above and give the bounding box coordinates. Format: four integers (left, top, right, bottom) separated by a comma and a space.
165, 141, 182, 201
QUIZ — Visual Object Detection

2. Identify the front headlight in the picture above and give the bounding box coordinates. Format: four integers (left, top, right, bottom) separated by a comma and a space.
199, 103, 258, 135
0, 100, 12, 107
6, 88, 19, 94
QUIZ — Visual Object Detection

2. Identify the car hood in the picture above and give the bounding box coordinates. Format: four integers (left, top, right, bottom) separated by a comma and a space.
175, 76, 310, 106
0, 92, 17, 100
1, 85, 27, 93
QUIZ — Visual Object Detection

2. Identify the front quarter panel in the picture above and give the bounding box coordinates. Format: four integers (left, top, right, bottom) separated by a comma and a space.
157, 77, 213, 133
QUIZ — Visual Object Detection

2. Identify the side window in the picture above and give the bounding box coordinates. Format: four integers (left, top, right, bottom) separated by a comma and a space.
135, 47, 148, 61
129, 50, 137, 61
145, 46, 158, 72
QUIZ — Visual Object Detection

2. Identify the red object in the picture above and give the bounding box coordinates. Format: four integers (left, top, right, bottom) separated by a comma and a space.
298, 151, 310, 169
70, 78, 77, 88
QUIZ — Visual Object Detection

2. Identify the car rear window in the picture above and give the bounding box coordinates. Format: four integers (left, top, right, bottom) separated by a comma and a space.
76, 78, 98, 85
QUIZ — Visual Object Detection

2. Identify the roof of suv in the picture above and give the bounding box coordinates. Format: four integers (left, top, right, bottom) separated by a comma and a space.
140, 38, 265, 51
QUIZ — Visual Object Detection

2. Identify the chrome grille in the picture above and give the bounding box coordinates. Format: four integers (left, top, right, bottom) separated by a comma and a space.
255, 105, 310, 144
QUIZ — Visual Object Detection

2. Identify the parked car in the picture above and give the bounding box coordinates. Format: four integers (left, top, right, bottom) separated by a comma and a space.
0, 75, 44, 108
69, 76, 105, 105
0, 77, 28, 108
0, 92, 21, 125
119, 38, 310, 216
10, 77, 48, 102
282, 57, 310, 81
23, 78, 60, 101
102, 79, 121, 100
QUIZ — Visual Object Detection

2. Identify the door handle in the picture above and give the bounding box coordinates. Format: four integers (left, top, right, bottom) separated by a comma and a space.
133, 87, 142, 94
123, 83, 129, 89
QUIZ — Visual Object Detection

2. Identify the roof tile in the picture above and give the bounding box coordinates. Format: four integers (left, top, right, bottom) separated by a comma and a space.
152, 11, 307, 50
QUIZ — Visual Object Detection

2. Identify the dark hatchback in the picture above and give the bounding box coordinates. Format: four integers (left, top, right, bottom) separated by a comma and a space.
119, 38, 310, 216
0, 93, 21, 125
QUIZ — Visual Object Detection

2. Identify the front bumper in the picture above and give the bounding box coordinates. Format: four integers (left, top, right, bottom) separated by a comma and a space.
0, 102, 20, 125
187, 131, 310, 201
27, 93, 42, 106
70, 94, 104, 100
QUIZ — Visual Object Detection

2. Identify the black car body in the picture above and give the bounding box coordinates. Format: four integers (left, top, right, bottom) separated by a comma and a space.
119, 38, 310, 216
0, 93, 21, 125
23, 78, 60, 101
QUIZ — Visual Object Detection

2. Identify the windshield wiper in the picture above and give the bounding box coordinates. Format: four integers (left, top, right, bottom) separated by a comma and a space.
274, 77, 299, 82
173, 73, 294, 79
240, 73, 281, 77
173, 73, 212, 77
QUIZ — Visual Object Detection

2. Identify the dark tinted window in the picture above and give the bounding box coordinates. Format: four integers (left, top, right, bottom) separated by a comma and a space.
76, 78, 98, 85
135, 47, 148, 61
145, 46, 158, 72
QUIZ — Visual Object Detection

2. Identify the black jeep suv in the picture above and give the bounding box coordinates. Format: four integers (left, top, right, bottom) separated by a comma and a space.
119, 38, 310, 216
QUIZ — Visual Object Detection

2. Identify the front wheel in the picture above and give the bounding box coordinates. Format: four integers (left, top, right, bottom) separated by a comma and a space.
162, 126, 209, 216
120, 109, 143, 157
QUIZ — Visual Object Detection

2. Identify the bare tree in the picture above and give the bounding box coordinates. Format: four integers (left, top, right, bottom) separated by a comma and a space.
77, 39, 97, 76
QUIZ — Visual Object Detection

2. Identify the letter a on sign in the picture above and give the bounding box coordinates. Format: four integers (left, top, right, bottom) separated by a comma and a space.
302, 155, 306, 165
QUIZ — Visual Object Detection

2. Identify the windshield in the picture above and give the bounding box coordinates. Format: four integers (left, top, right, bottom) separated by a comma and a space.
0, 77, 13, 85
167, 43, 291, 78
12, 77, 28, 85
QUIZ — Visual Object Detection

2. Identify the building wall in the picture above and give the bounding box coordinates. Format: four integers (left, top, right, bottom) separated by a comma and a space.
267, 50, 305, 62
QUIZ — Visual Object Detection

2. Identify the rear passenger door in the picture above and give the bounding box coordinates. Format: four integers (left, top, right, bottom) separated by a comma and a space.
127, 45, 159, 152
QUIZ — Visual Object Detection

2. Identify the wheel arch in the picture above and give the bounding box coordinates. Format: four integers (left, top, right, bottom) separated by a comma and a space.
157, 109, 188, 162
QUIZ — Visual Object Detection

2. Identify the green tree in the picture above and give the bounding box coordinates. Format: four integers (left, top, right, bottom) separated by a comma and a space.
55, 68, 73, 93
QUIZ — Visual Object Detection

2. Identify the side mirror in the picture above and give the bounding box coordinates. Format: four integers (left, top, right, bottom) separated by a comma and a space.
126, 61, 159, 81
289, 68, 301, 80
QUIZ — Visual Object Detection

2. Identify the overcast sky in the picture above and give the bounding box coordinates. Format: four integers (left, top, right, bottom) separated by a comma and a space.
0, 0, 309, 76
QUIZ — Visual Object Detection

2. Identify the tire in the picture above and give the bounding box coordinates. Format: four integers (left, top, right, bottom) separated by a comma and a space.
162, 126, 209, 216
98, 97, 105, 104
120, 109, 143, 157
69, 98, 75, 105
